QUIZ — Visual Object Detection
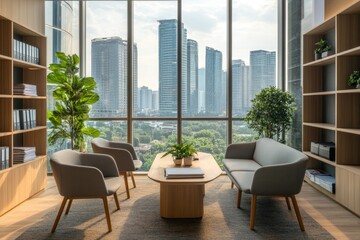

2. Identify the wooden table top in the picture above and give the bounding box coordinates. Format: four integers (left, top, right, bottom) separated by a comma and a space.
148, 152, 222, 184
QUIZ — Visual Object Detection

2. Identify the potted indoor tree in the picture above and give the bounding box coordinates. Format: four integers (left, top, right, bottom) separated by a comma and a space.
162, 142, 197, 166
314, 38, 333, 60
244, 86, 296, 143
47, 52, 100, 151
347, 70, 360, 89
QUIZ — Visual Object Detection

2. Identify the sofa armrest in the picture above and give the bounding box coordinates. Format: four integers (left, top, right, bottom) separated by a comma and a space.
250, 158, 308, 196
225, 142, 256, 159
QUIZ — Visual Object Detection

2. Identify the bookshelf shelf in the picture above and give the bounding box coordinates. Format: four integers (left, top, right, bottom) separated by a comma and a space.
303, 1, 360, 216
0, 9, 47, 216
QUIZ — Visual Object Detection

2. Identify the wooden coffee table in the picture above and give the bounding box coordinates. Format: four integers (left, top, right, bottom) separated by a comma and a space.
148, 152, 222, 218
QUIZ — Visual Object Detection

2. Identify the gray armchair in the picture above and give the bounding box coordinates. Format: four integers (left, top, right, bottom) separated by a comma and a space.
91, 138, 143, 199
223, 138, 308, 231
50, 149, 121, 233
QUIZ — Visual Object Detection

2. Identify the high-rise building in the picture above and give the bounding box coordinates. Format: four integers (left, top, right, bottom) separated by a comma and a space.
152, 90, 159, 111
139, 86, 153, 112
158, 19, 187, 116
91, 37, 138, 118
187, 39, 198, 115
249, 50, 276, 101
205, 47, 223, 115
232, 59, 250, 117
198, 68, 205, 113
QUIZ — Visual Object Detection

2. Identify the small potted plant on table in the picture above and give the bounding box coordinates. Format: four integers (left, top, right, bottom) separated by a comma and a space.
162, 142, 197, 166
348, 70, 360, 89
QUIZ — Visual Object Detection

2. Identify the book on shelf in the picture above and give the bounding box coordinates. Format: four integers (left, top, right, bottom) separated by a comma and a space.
13, 83, 37, 96
13, 39, 40, 64
305, 169, 330, 182
0, 146, 10, 170
164, 167, 204, 179
314, 175, 335, 194
13, 147, 36, 163
13, 109, 36, 130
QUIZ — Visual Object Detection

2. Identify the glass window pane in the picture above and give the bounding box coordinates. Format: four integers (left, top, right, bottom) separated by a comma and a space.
86, 1, 128, 118
133, 121, 177, 171
182, 0, 227, 117
182, 121, 227, 168
232, 0, 277, 117
232, 121, 257, 143
134, 1, 177, 117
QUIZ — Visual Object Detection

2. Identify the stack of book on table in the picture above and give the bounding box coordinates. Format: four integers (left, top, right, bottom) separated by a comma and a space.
165, 167, 204, 179
13, 147, 36, 163
13, 83, 37, 96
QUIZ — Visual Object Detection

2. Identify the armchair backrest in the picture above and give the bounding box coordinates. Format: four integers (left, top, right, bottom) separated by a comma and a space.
50, 149, 82, 196
253, 138, 307, 166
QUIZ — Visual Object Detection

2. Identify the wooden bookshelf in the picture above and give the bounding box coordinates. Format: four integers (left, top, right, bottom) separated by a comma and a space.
303, 1, 360, 216
0, 9, 46, 216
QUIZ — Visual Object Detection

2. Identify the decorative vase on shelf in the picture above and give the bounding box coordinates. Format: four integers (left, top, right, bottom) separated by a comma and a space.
357, 83, 360, 89
321, 50, 333, 58
314, 53, 321, 60
173, 158, 182, 166
183, 157, 193, 166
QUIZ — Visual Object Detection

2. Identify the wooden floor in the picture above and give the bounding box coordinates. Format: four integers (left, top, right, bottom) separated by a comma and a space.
0, 175, 359, 239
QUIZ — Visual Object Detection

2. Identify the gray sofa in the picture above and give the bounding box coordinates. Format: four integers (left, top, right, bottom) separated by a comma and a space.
223, 138, 308, 231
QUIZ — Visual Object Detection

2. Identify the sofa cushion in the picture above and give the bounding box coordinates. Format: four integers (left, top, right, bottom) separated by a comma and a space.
223, 159, 261, 172
253, 138, 306, 166
231, 171, 255, 194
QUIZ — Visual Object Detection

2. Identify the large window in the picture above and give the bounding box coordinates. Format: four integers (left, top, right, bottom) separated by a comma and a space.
46, 0, 282, 171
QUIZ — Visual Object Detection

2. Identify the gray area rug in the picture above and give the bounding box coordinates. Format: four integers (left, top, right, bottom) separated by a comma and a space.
17, 177, 334, 240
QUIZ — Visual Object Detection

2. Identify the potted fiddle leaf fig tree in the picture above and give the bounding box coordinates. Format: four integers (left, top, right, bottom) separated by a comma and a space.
347, 70, 360, 89
244, 86, 296, 143
47, 52, 100, 151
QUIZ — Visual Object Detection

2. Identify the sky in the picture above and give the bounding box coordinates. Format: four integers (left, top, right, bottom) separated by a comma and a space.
84, 0, 277, 90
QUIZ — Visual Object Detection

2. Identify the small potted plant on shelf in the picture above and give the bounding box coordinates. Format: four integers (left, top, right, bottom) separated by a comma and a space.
347, 70, 360, 89
314, 38, 333, 60
162, 142, 197, 166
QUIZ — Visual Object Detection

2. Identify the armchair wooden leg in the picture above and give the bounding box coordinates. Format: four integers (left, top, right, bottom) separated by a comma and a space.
65, 199, 73, 214
114, 193, 120, 210
290, 195, 305, 231
285, 197, 291, 210
250, 195, 257, 230
237, 189, 242, 208
51, 197, 68, 233
231, 182, 234, 189
102, 197, 112, 232
123, 172, 130, 199
130, 172, 136, 188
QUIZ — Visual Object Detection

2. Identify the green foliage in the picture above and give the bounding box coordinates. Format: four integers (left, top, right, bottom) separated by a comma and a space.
47, 52, 100, 150
244, 86, 296, 143
314, 38, 332, 54
162, 142, 197, 159
347, 70, 360, 88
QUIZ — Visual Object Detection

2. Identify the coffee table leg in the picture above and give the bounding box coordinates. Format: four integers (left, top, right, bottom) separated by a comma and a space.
160, 184, 204, 218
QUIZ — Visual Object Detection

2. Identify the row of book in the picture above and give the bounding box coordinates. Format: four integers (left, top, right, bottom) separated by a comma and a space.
13, 147, 36, 163
13, 109, 37, 130
305, 169, 335, 194
13, 83, 37, 96
0, 146, 10, 170
13, 39, 40, 64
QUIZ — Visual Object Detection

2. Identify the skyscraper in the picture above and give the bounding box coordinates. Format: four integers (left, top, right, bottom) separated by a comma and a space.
139, 86, 153, 112
187, 39, 198, 115
250, 50, 276, 101
158, 19, 187, 116
232, 59, 250, 117
205, 47, 223, 115
198, 68, 205, 113
91, 37, 138, 118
